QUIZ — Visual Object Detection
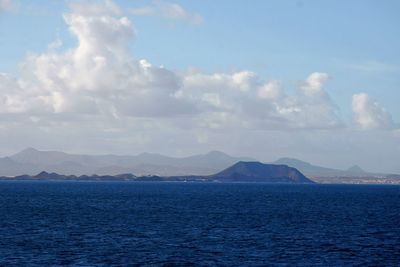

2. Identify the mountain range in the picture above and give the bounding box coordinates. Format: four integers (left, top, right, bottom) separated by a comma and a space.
0, 148, 388, 178
0, 148, 254, 177
272, 158, 368, 177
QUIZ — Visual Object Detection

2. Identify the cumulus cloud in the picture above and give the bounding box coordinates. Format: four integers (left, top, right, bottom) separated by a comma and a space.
0, 0, 344, 134
352, 93, 394, 130
258, 80, 283, 100
300, 72, 330, 96
179, 71, 341, 130
130, 1, 204, 25
10, 1, 191, 118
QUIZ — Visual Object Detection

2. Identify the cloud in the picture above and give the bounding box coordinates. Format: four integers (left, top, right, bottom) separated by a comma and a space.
0, 0, 344, 134
130, 1, 204, 25
258, 80, 283, 100
180, 71, 342, 130
352, 93, 394, 130
300, 72, 330, 96
10, 1, 192, 119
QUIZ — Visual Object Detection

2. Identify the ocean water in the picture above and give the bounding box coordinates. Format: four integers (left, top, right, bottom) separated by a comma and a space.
0, 182, 399, 266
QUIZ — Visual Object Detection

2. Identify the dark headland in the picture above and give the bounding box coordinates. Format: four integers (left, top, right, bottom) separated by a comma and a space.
0, 161, 314, 184
209, 161, 313, 183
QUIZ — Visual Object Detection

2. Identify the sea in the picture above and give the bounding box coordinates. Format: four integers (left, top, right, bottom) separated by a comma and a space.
0, 181, 399, 266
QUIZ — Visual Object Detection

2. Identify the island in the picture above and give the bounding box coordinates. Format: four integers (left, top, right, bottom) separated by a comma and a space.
0, 161, 314, 184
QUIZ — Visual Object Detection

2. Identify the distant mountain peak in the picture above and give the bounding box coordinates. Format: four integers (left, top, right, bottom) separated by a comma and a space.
10, 147, 42, 160
212, 161, 314, 183
347, 165, 365, 173
34, 171, 54, 179
18, 147, 40, 154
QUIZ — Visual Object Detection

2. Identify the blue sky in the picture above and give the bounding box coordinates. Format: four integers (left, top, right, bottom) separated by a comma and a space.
0, 0, 399, 172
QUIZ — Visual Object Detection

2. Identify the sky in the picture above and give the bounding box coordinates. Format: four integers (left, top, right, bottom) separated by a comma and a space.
0, 0, 399, 173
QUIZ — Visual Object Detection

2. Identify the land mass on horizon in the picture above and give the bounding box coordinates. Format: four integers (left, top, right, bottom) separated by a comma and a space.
0, 148, 398, 184
0, 161, 315, 184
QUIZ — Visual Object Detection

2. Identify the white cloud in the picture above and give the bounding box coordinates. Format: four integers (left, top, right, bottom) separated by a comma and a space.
258, 80, 283, 100
130, 1, 204, 25
300, 72, 330, 96
352, 93, 394, 130
180, 71, 341, 130
10, 2, 191, 119
0, 0, 348, 136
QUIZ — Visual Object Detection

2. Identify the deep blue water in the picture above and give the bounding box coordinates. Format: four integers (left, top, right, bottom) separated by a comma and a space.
0, 182, 399, 266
